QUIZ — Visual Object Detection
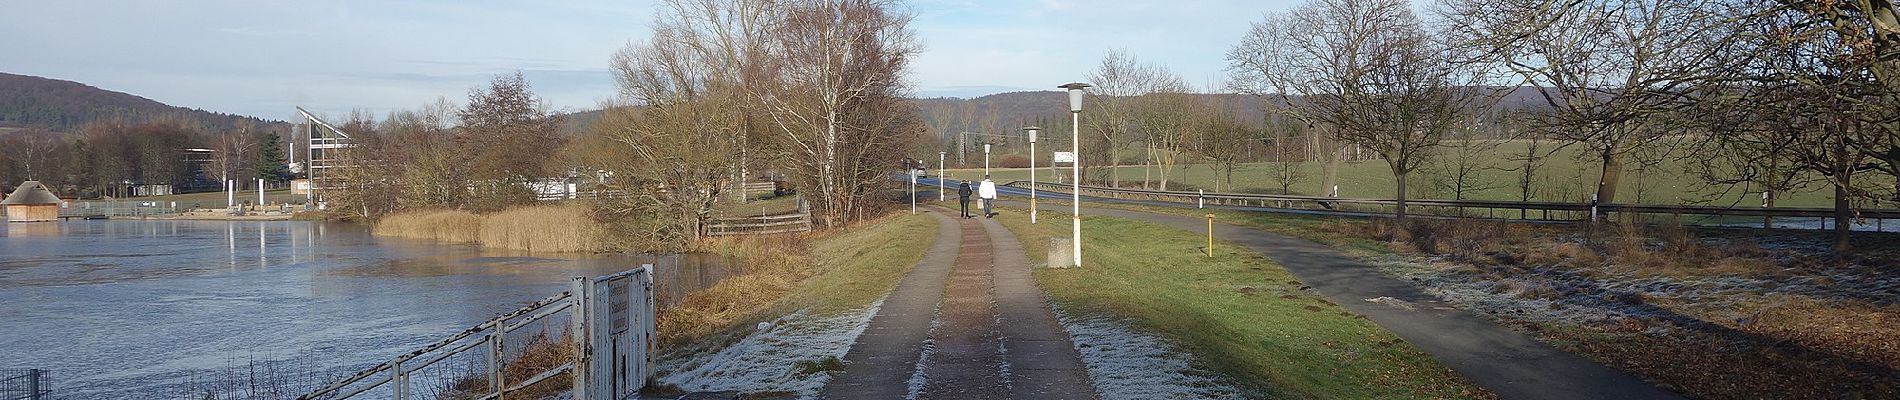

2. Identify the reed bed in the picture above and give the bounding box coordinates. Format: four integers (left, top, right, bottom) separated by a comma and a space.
373, 209, 482, 244
373, 204, 603, 253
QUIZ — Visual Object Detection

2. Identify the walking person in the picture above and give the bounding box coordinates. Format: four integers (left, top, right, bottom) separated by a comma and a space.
957, 180, 974, 218
978, 176, 998, 218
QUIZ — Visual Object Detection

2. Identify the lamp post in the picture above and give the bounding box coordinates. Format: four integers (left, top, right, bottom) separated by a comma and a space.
931, 150, 938, 201
906, 158, 916, 214
1024, 126, 1041, 224
1060, 82, 1091, 267
983, 143, 992, 177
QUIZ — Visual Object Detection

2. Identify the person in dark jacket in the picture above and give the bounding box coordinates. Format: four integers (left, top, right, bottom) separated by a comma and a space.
957, 180, 974, 218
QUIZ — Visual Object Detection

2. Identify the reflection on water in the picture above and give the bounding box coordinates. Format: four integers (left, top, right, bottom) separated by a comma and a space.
0, 219, 732, 398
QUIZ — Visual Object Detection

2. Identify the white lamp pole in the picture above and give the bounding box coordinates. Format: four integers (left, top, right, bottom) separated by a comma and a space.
983, 143, 991, 177
1061, 82, 1091, 267
938, 151, 946, 201
908, 158, 916, 215
1025, 126, 1040, 224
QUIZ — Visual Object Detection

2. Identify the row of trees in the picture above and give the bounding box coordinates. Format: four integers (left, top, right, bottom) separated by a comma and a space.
0, 118, 290, 200
574, 0, 922, 248
322, 73, 567, 218
1217, 0, 1900, 248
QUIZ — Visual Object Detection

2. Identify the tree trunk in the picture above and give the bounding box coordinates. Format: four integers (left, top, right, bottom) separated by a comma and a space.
1394, 169, 1409, 222
1763, 189, 1776, 229
1321, 150, 1341, 197
1833, 171, 1853, 251
1595, 151, 1623, 219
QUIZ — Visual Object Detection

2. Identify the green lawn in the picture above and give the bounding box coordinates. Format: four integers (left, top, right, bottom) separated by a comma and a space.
994, 206, 1489, 399
948, 140, 1894, 209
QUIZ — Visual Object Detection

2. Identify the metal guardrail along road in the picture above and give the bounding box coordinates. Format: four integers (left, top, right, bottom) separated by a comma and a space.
1002, 181, 1900, 227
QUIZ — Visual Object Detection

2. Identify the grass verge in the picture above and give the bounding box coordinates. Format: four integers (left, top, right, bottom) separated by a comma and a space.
992, 206, 1490, 399
657, 211, 938, 350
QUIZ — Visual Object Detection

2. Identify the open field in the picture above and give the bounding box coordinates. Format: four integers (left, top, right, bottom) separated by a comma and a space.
947, 140, 1900, 209
993, 206, 1490, 399
1101, 201, 1900, 399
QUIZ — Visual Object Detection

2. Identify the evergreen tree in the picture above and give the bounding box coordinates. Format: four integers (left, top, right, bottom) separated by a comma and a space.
253, 131, 290, 183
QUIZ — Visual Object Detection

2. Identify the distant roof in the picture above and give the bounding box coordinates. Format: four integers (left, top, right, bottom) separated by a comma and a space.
1, 181, 60, 205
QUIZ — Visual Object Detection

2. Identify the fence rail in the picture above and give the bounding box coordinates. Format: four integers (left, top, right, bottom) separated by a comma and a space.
300, 266, 655, 400
0, 369, 49, 400
1007, 181, 1900, 226
704, 212, 813, 236
56, 201, 182, 220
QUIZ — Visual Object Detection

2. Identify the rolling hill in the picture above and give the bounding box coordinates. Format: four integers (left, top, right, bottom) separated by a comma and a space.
0, 72, 281, 133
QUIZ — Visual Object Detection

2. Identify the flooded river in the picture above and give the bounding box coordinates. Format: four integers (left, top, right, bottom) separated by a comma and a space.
0, 219, 732, 399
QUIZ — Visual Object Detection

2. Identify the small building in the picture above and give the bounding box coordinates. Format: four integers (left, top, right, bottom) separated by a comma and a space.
2, 181, 62, 222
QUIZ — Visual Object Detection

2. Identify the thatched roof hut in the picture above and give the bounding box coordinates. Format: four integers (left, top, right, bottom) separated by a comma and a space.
2, 181, 61, 222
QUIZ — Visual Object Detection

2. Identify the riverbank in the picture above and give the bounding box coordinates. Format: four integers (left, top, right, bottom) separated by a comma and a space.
648, 211, 939, 397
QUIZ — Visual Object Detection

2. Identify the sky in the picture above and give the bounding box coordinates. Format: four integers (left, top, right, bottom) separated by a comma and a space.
0, 0, 1302, 122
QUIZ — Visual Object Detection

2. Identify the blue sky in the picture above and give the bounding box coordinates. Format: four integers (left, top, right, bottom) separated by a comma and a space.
0, 0, 1300, 122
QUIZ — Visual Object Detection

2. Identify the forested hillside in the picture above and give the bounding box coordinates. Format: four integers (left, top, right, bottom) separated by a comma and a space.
0, 72, 279, 133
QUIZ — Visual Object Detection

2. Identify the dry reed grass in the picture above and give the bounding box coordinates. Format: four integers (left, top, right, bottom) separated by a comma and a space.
374, 209, 482, 244
373, 204, 605, 253
479, 205, 605, 253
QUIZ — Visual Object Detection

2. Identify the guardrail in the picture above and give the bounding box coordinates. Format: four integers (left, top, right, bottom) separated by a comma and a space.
299, 266, 656, 400
1006, 181, 1900, 227
704, 212, 813, 236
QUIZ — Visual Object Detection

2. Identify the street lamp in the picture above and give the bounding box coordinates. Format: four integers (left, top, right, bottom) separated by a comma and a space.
1024, 126, 1041, 224
1060, 82, 1091, 268
984, 143, 992, 177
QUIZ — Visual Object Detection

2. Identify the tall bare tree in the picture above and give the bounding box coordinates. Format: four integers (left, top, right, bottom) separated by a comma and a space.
752, 0, 921, 227
1438, 0, 1737, 209
1230, 0, 1490, 220
456, 72, 564, 212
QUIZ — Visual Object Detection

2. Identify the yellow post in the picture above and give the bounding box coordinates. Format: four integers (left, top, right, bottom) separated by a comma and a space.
1205, 214, 1215, 257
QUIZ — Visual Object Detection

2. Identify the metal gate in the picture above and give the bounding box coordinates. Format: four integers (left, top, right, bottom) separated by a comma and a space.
300, 265, 656, 400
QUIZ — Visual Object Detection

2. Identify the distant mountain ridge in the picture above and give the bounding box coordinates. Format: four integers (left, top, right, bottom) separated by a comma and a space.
0, 72, 281, 133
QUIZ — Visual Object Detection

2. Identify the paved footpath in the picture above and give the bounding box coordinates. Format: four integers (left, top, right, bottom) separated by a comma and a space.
821, 208, 1098, 399
1061, 204, 1682, 400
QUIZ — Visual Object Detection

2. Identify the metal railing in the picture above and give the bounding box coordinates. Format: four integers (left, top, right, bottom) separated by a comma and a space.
56, 201, 183, 220
1008, 181, 1900, 227
299, 266, 656, 400
0, 369, 49, 400
704, 212, 813, 236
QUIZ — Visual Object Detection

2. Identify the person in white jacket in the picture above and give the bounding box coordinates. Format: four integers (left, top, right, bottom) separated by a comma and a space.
977, 176, 998, 218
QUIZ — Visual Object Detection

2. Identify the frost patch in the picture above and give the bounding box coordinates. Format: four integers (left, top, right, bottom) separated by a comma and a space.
657, 299, 883, 398
1055, 308, 1241, 399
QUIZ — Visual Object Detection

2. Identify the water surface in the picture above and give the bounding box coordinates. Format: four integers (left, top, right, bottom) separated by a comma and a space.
0, 219, 730, 398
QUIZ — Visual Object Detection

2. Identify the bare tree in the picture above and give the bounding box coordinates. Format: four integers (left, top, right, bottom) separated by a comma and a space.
1438, 0, 1737, 209
1230, 0, 1490, 220
752, 0, 921, 227
1088, 50, 1184, 187
0, 128, 66, 182
456, 72, 565, 212
207, 121, 257, 191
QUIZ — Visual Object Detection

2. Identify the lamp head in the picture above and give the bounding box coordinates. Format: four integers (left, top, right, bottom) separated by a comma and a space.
1058, 82, 1091, 112
1022, 126, 1041, 143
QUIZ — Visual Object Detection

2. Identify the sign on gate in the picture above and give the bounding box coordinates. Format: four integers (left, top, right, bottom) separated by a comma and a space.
1052, 151, 1076, 163
586, 265, 655, 399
